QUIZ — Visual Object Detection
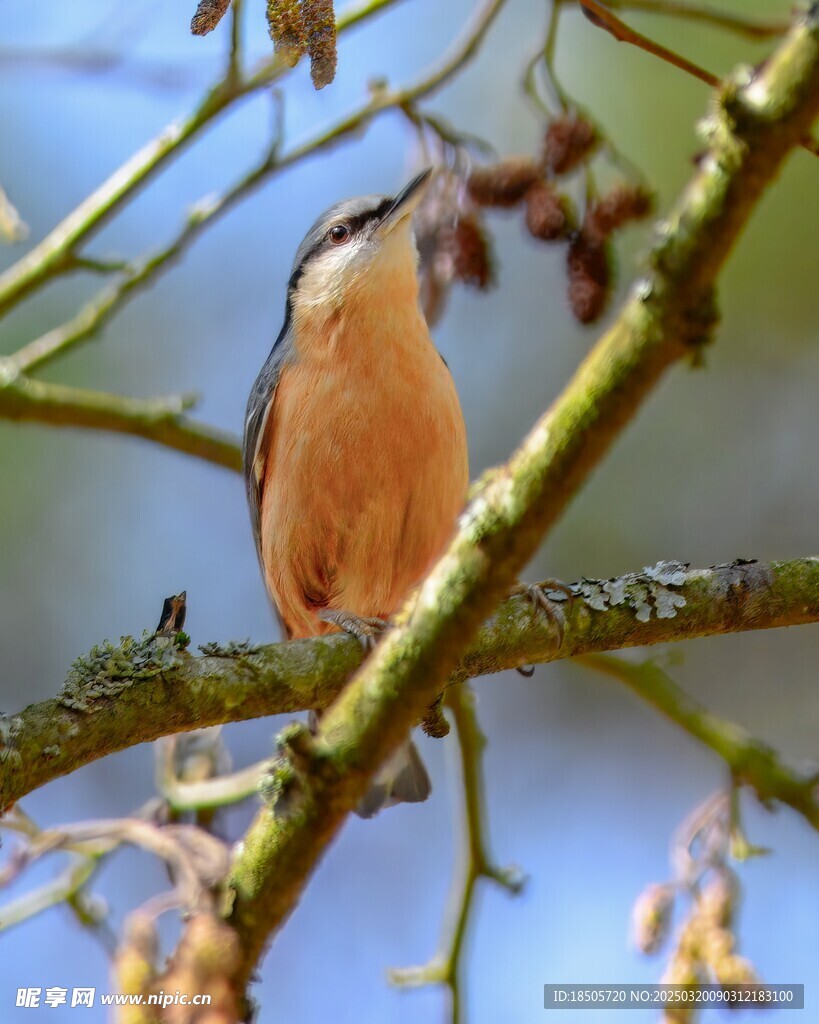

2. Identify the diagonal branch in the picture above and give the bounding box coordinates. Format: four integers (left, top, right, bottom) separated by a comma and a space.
598, 1, 787, 41
215, 10, 819, 990
0, 0, 405, 319
579, 653, 819, 830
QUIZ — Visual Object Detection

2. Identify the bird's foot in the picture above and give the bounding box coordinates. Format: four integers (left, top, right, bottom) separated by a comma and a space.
513, 578, 574, 674
318, 609, 390, 651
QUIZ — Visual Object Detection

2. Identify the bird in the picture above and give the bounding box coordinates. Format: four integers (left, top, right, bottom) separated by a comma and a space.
243, 168, 469, 816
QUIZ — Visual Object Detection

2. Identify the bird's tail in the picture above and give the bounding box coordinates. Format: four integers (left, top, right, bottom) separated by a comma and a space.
308, 711, 430, 817
355, 739, 431, 819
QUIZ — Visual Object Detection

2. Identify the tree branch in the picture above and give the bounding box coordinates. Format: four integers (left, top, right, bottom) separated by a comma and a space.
579, 653, 819, 830
215, 11, 819, 989
599, 1, 787, 41
0, 0, 404, 319
0, 361, 241, 472
3, 556, 817, 832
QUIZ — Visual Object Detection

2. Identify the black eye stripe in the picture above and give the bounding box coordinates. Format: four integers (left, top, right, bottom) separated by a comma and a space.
288, 195, 396, 291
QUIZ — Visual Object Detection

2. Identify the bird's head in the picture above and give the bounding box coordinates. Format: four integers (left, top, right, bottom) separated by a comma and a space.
286, 168, 432, 326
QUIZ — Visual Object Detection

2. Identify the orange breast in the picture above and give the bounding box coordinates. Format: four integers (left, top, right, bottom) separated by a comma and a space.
260, 302, 468, 638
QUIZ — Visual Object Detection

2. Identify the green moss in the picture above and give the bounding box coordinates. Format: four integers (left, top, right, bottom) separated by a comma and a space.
60, 631, 183, 712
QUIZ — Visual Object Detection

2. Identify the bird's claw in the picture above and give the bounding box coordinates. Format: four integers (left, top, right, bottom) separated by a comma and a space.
318, 609, 390, 651
513, 578, 573, 674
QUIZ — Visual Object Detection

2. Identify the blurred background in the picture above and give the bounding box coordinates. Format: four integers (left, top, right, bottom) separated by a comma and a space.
0, 0, 817, 1020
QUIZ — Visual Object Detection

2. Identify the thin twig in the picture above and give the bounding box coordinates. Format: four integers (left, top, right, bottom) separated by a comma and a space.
390, 684, 521, 1024
578, 654, 819, 829
0, 362, 241, 472
579, 0, 719, 86
227, 0, 243, 85
0, 0, 404, 319
157, 738, 271, 812
600, 0, 788, 41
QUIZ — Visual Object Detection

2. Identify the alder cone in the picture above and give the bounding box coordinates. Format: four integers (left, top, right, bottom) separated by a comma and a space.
567, 231, 610, 324
543, 115, 598, 175
524, 180, 569, 240
467, 158, 541, 208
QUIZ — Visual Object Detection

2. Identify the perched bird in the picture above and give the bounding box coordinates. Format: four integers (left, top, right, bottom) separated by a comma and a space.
243, 169, 469, 816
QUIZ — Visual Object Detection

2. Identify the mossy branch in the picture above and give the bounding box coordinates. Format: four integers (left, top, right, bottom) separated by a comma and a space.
3, 558, 818, 816
0, 361, 242, 471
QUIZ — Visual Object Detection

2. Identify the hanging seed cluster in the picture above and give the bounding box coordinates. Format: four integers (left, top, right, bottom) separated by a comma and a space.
190, 0, 233, 35
465, 114, 652, 325
191, 0, 338, 89
631, 794, 763, 1023
414, 171, 496, 328
265, 0, 338, 88
266, 0, 308, 66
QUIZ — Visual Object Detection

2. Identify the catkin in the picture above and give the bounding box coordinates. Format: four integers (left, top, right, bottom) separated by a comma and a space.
303, 0, 338, 89
267, 0, 308, 67
190, 0, 232, 36
466, 157, 541, 208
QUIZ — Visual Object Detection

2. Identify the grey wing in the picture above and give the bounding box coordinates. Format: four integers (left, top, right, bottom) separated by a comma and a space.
242, 319, 295, 566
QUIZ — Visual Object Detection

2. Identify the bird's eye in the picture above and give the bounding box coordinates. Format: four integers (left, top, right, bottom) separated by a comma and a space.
328, 223, 351, 244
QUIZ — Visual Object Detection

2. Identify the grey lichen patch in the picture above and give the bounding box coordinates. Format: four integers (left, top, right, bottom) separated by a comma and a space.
60, 631, 184, 712
710, 558, 772, 607
546, 560, 690, 623
199, 639, 262, 658
199, 639, 262, 679
41, 745, 61, 759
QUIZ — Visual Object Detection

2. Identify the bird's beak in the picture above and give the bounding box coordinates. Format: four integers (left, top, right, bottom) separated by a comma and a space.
376, 167, 433, 237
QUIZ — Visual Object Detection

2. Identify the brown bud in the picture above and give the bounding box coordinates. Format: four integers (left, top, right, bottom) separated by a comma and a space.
566, 231, 610, 323
303, 0, 338, 89
524, 180, 570, 241
267, 0, 307, 66
190, 0, 232, 35
632, 883, 675, 955
467, 158, 541, 208
586, 184, 653, 239
543, 115, 598, 175
443, 215, 495, 290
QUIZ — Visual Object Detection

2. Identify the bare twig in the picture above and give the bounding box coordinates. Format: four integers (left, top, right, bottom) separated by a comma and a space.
579, 654, 819, 829
390, 684, 522, 1024
0, 362, 241, 472
157, 737, 271, 812
579, 0, 719, 87
0, 0, 404, 319
597, 1, 787, 41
